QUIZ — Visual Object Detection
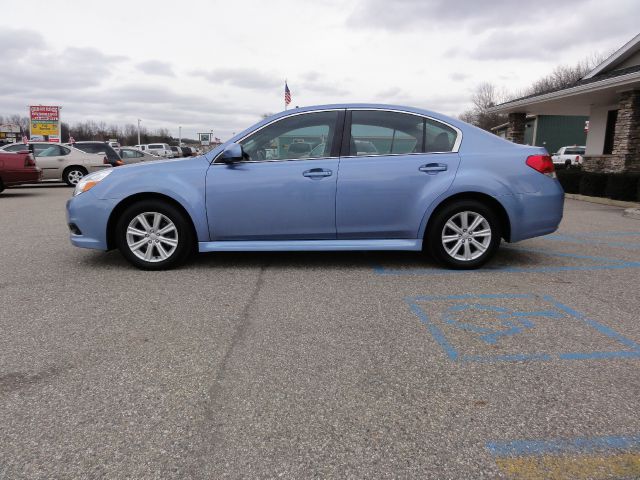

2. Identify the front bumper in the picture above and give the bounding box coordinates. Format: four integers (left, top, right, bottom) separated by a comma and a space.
66, 191, 119, 250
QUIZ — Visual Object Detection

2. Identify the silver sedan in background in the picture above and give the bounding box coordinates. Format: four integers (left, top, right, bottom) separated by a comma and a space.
117, 147, 162, 164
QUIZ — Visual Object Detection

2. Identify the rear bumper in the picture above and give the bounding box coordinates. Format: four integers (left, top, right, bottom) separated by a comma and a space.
3, 167, 42, 186
66, 191, 118, 250
508, 179, 564, 242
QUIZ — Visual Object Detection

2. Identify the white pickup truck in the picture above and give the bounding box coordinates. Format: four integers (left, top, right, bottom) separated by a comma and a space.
551, 146, 585, 167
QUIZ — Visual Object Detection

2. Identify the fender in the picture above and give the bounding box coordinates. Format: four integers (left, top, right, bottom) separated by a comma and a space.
98, 157, 211, 242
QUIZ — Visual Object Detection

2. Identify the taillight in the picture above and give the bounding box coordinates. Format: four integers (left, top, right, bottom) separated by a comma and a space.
24, 154, 36, 167
526, 154, 556, 178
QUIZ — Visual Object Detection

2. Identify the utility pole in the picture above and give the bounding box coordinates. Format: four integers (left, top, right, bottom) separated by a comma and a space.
178, 126, 182, 147
137, 119, 141, 145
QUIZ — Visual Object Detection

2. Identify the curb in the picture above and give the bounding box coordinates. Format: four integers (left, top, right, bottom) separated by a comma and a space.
623, 208, 640, 220
564, 193, 640, 209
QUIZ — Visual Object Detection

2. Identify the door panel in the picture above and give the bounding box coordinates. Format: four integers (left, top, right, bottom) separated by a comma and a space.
206, 159, 339, 240
336, 153, 460, 238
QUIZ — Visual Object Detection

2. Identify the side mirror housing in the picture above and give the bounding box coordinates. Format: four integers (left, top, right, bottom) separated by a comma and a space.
220, 143, 244, 163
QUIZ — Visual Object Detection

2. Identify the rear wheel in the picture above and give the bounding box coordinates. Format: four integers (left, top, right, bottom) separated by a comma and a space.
115, 200, 193, 270
426, 200, 501, 269
63, 166, 87, 187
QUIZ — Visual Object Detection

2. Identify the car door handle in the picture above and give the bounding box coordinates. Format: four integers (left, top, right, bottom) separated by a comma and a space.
419, 163, 447, 174
303, 168, 332, 178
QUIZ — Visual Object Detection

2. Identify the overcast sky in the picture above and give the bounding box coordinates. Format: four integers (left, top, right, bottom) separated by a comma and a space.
1, 0, 638, 141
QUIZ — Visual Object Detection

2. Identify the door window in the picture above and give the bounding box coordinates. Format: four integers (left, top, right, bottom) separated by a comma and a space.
37, 145, 66, 157
349, 110, 457, 156
235, 111, 340, 162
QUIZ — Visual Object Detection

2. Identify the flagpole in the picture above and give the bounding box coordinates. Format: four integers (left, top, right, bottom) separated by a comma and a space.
284, 79, 287, 111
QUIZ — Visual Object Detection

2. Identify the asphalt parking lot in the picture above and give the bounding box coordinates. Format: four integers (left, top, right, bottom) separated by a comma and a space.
1, 185, 639, 479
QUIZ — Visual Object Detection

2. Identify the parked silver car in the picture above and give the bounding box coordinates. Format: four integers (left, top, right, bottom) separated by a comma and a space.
118, 147, 162, 164
0, 142, 110, 186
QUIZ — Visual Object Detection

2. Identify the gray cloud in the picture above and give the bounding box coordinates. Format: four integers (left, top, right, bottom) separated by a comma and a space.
136, 60, 175, 76
0, 28, 46, 59
298, 71, 350, 96
193, 68, 281, 89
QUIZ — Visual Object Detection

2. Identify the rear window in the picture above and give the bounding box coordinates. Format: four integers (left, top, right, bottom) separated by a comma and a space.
565, 148, 585, 155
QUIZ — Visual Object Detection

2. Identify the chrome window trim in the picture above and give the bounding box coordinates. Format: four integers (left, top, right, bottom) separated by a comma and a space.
347, 107, 462, 155
213, 109, 344, 164
213, 107, 462, 164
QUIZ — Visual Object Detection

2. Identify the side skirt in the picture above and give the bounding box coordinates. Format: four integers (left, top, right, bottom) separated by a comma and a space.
198, 239, 422, 253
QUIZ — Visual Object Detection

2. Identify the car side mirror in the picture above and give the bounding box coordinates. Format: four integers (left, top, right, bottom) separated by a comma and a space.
220, 143, 244, 163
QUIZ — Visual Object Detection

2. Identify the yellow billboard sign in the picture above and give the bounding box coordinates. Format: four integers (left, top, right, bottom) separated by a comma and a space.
29, 105, 60, 138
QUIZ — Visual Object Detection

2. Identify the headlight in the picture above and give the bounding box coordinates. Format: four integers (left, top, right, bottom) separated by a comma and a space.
73, 169, 113, 196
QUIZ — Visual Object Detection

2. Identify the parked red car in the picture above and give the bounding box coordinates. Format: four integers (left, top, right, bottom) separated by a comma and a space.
0, 149, 42, 193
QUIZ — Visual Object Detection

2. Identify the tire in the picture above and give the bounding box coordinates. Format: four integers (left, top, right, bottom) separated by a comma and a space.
63, 166, 88, 187
565, 159, 572, 168
0, 178, 5, 193
426, 200, 501, 269
115, 200, 194, 270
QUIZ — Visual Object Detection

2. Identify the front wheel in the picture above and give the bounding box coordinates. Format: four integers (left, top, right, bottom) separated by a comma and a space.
426, 200, 501, 269
63, 166, 87, 187
115, 200, 194, 270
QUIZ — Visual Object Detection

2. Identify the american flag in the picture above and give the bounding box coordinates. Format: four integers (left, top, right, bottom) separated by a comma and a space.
284, 82, 291, 105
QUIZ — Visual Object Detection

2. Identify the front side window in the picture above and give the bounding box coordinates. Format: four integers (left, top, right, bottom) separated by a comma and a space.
149, 144, 162, 149
237, 111, 339, 162
349, 110, 457, 156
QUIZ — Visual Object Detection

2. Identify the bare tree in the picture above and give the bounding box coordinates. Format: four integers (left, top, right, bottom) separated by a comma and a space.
459, 82, 507, 131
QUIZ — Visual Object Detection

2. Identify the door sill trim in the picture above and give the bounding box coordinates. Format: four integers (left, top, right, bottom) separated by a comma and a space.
198, 239, 422, 252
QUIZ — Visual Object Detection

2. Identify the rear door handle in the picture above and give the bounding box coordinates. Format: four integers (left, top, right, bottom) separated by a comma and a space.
419, 163, 447, 174
303, 168, 332, 178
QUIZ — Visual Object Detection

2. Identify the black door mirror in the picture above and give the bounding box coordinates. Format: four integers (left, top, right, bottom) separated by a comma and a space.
220, 143, 244, 163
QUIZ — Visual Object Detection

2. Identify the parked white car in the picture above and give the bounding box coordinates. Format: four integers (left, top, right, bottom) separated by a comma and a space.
0, 142, 110, 186
134, 143, 173, 158
118, 147, 161, 164
551, 146, 585, 167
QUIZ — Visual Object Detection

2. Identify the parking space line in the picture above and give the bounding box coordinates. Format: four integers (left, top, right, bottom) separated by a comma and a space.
545, 233, 640, 250
374, 246, 640, 276
405, 294, 640, 363
487, 434, 640, 480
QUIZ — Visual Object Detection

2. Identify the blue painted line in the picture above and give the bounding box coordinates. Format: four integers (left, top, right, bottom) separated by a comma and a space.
406, 301, 459, 361
409, 294, 533, 301
374, 246, 639, 276
486, 434, 640, 457
461, 353, 552, 363
407, 294, 640, 363
543, 295, 640, 352
545, 233, 640, 250
558, 350, 640, 360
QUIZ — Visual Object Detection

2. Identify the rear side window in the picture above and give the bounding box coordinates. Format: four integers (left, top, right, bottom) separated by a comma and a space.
149, 144, 163, 149
349, 110, 457, 156
4, 144, 25, 152
565, 148, 585, 155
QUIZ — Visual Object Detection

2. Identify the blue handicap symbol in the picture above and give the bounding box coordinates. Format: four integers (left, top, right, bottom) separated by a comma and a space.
442, 303, 562, 345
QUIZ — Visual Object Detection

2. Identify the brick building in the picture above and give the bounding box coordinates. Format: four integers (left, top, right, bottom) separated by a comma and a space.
489, 33, 640, 173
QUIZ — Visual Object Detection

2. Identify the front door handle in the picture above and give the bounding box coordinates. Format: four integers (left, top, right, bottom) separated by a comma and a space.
419, 163, 447, 174
303, 168, 332, 178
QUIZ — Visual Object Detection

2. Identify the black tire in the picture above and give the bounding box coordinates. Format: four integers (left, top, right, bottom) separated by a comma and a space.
115, 200, 194, 270
426, 199, 501, 270
0, 178, 5, 193
63, 166, 88, 187
565, 159, 572, 168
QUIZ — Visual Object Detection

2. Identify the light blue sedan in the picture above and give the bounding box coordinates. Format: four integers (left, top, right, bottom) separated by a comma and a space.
66, 104, 564, 270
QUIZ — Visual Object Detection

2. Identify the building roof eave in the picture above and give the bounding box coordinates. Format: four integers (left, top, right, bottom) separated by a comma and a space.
487, 71, 640, 113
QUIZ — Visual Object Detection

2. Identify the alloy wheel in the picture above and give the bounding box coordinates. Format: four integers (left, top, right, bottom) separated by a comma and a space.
441, 210, 492, 261
126, 212, 179, 263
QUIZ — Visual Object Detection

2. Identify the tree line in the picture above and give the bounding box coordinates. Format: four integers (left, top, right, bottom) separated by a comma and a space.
458, 53, 609, 132
0, 115, 198, 145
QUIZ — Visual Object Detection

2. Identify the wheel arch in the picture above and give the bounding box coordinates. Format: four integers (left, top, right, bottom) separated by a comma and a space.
106, 192, 198, 251
423, 191, 512, 246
